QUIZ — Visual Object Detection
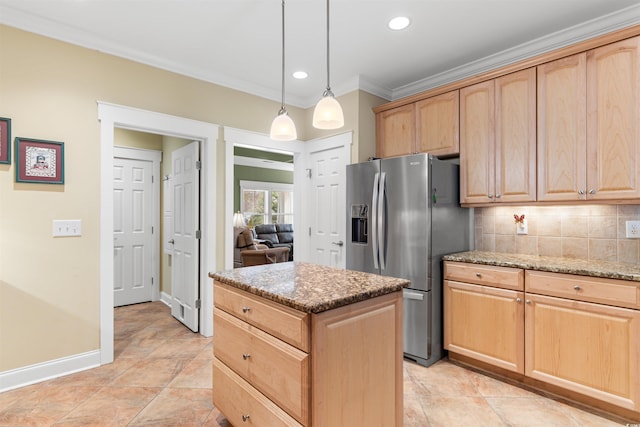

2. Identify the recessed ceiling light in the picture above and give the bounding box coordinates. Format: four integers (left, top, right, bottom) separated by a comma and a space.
388, 16, 410, 31
293, 71, 308, 79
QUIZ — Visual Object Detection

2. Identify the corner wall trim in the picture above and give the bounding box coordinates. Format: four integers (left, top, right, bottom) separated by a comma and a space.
0, 350, 101, 393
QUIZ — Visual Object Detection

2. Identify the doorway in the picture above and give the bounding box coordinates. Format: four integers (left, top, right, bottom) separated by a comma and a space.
99, 102, 218, 365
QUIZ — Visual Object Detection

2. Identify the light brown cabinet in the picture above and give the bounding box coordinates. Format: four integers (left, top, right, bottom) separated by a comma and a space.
213, 281, 404, 427
375, 103, 415, 158
538, 36, 640, 202
444, 261, 640, 415
376, 90, 459, 158
460, 68, 536, 205
525, 270, 640, 411
444, 262, 525, 373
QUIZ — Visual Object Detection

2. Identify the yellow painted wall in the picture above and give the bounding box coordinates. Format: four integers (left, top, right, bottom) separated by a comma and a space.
0, 24, 378, 373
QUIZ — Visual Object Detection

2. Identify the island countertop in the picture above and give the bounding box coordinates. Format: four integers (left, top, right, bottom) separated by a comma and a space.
209, 261, 410, 313
443, 250, 640, 282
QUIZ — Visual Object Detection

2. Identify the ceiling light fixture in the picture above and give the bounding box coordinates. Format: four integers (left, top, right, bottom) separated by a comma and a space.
270, 0, 297, 141
388, 16, 410, 31
292, 71, 308, 79
312, 0, 344, 130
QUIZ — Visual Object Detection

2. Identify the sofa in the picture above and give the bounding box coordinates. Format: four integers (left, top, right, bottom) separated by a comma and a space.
233, 226, 291, 268
253, 223, 294, 261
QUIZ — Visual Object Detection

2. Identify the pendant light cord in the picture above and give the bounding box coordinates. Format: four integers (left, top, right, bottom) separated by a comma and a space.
279, 0, 286, 113
324, 0, 332, 95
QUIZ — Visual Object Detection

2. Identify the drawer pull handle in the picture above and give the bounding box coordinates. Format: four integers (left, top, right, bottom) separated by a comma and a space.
475, 273, 482, 278
242, 353, 251, 360
516, 297, 521, 303
573, 285, 581, 291
242, 306, 251, 313
242, 414, 250, 422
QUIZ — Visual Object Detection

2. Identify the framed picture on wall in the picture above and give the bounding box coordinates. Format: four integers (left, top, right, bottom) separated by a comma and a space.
0, 117, 11, 164
15, 137, 65, 184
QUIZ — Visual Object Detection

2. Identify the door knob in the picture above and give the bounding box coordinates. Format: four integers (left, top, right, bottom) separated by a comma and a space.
332, 240, 344, 247
168, 239, 175, 244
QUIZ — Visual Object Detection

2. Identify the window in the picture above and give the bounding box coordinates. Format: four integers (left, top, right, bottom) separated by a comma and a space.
240, 180, 293, 227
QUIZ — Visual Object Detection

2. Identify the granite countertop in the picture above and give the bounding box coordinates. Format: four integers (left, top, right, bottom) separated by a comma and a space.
210, 261, 410, 314
443, 251, 640, 282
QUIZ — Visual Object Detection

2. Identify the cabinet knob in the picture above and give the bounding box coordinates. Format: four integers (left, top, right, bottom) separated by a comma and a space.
516, 297, 522, 303
242, 414, 250, 422
495, 194, 501, 198
588, 189, 596, 195
475, 273, 482, 278
242, 306, 251, 313
578, 190, 585, 195
488, 194, 494, 199
526, 300, 532, 305
573, 285, 581, 291
242, 353, 251, 360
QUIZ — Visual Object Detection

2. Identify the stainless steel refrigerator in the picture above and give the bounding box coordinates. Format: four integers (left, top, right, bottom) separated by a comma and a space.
346, 153, 472, 367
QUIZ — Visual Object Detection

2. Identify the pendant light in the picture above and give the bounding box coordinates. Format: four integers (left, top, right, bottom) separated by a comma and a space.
312, 0, 344, 130
270, 0, 297, 141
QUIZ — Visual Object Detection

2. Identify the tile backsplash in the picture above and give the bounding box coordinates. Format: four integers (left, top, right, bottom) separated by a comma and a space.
474, 205, 640, 264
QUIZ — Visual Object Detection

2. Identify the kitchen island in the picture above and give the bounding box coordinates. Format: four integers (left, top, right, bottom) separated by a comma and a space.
209, 261, 409, 427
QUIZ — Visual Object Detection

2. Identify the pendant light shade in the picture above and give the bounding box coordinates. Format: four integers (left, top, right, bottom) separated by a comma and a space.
313, 0, 344, 130
270, 0, 297, 141
270, 108, 297, 141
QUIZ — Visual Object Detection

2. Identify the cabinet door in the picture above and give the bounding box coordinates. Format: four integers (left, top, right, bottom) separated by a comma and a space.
416, 90, 460, 156
525, 293, 640, 411
586, 36, 640, 200
460, 80, 495, 204
537, 53, 587, 201
495, 68, 537, 203
375, 103, 415, 158
444, 280, 524, 373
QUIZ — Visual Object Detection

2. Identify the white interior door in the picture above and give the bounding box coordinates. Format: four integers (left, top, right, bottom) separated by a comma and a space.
113, 157, 154, 306
306, 134, 351, 268
171, 141, 200, 332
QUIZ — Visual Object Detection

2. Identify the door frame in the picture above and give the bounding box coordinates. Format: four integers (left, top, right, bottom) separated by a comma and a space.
223, 127, 305, 269
99, 102, 218, 365
113, 146, 162, 304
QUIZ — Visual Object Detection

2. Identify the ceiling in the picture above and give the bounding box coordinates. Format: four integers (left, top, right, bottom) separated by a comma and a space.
1, 1, 639, 108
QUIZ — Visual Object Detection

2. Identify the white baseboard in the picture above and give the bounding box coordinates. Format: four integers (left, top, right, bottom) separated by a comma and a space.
0, 350, 101, 393
160, 291, 172, 307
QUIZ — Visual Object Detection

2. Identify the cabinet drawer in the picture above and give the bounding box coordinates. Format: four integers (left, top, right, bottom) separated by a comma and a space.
444, 261, 524, 291
213, 357, 304, 427
214, 281, 310, 351
214, 309, 310, 425
526, 270, 640, 309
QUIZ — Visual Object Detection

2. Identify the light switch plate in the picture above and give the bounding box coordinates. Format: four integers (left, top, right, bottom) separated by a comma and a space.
626, 220, 640, 238
53, 220, 82, 237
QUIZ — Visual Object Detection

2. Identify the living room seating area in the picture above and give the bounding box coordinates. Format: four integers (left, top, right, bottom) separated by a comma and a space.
233, 224, 294, 268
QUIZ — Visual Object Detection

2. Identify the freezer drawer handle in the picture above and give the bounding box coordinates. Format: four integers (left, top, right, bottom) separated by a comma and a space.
404, 291, 424, 301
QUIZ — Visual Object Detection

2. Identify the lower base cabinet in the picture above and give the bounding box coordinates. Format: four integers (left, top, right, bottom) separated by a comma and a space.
213, 281, 404, 426
444, 261, 640, 419
525, 293, 640, 411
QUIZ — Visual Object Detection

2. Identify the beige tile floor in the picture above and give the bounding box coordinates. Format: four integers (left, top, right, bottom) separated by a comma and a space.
0, 301, 631, 426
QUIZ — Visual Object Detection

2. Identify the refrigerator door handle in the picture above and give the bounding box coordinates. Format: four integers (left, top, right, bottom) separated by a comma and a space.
378, 172, 387, 270
404, 291, 424, 301
371, 172, 380, 269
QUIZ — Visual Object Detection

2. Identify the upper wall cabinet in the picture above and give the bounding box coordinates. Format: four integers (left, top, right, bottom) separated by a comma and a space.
537, 53, 587, 201
586, 36, 640, 201
375, 90, 460, 158
375, 103, 415, 158
460, 68, 537, 205
415, 90, 460, 156
539, 36, 640, 202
